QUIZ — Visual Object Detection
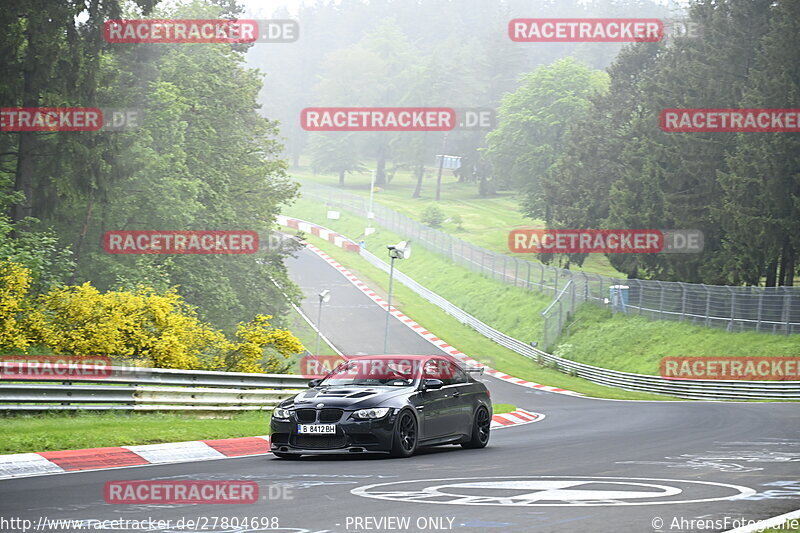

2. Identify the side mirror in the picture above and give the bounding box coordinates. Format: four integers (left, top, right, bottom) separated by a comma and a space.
422, 378, 444, 390
308, 379, 321, 388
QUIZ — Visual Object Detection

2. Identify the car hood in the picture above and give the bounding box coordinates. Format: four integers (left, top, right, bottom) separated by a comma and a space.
286, 385, 413, 409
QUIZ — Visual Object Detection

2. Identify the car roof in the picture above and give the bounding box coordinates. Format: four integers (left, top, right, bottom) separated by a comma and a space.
345, 354, 457, 361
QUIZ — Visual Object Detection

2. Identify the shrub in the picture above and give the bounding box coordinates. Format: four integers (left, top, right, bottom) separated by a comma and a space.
0, 261, 34, 350
1, 262, 303, 373
421, 205, 446, 227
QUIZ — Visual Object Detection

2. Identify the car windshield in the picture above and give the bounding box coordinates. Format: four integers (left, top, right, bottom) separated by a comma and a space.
319, 358, 421, 387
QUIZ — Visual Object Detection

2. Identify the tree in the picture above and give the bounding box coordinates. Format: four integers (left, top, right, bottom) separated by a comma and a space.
602, 0, 774, 283
308, 133, 366, 186
47, 1, 302, 331
720, 0, 800, 286
484, 58, 609, 215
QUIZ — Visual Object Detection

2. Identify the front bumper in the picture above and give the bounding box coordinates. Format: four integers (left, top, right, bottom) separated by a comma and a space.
270, 410, 397, 455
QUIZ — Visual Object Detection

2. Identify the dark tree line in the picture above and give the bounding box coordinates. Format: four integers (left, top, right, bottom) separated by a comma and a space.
528, 0, 799, 286
0, 0, 301, 332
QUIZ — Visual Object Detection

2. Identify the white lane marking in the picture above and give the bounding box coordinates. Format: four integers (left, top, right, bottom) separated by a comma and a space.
351, 476, 756, 507
723, 507, 800, 533
428, 479, 681, 502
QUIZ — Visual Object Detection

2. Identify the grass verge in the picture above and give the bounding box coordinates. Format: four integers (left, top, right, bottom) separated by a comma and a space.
556, 306, 800, 375
285, 197, 552, 343
0, 411, 271, 454
286, 198, 800, 378
293, 228, 678, 401
286, 304, 338, 355
492, 403, 516, 415
293, 170, 625, 278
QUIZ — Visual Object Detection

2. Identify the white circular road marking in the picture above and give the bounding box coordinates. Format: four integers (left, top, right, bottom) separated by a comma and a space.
351, 476, 756, 507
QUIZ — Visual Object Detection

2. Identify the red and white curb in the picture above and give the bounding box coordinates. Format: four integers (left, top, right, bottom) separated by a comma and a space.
0, 215, 560, 481
0, 409, 542, 480
491, 408, 544, 430
0, 436, 271, 480
296, 233, 581, 398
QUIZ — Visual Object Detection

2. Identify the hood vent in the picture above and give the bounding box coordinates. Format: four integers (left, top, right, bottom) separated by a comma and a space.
318, 388, 378, 398
346, 391, 375, 398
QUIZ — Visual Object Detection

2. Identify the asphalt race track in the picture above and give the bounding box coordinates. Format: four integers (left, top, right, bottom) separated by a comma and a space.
0, 245, 798, 533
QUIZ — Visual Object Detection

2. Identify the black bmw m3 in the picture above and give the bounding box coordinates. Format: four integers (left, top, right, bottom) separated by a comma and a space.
270, 355, 492, 458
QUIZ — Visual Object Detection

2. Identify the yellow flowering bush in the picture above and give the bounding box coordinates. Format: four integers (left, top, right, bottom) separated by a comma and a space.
209, 314, 304, 373
0, 261, 34, 350
1, 262, 304, 373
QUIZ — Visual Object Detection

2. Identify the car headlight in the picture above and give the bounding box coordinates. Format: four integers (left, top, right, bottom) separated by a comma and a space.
353, 407, 391, 419
273, 407, 292, 420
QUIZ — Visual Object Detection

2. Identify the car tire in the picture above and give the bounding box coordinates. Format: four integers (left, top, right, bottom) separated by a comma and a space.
272, 452, 302, 460
461, 406, 491, 449
390, 410, 418, 458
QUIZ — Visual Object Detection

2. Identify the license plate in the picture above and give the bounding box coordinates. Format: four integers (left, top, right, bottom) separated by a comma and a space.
297, 424, 336, 434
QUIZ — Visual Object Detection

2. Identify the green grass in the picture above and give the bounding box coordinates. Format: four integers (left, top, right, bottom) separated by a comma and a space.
286, 196, 800, 380
555, 306, 800, 375
0, 411, 271, 454
293, 168, 626, 278
286, 304, 338, 356
492, 403, 516, 415
293, 228, 677, 401
285, 197, 553, 344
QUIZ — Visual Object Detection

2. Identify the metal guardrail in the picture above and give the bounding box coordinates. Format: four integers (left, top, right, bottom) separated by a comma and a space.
0, 365, 308, 411
301, 181, 800, 342
352, 242, 800, 401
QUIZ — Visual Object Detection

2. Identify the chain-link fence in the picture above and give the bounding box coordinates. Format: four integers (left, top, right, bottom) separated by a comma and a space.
300, 182, 800, 348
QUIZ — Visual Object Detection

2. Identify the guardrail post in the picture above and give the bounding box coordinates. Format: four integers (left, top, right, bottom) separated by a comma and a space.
659, 281, 665, 319
704, 284, 711, 326
61, 381, 71, 407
